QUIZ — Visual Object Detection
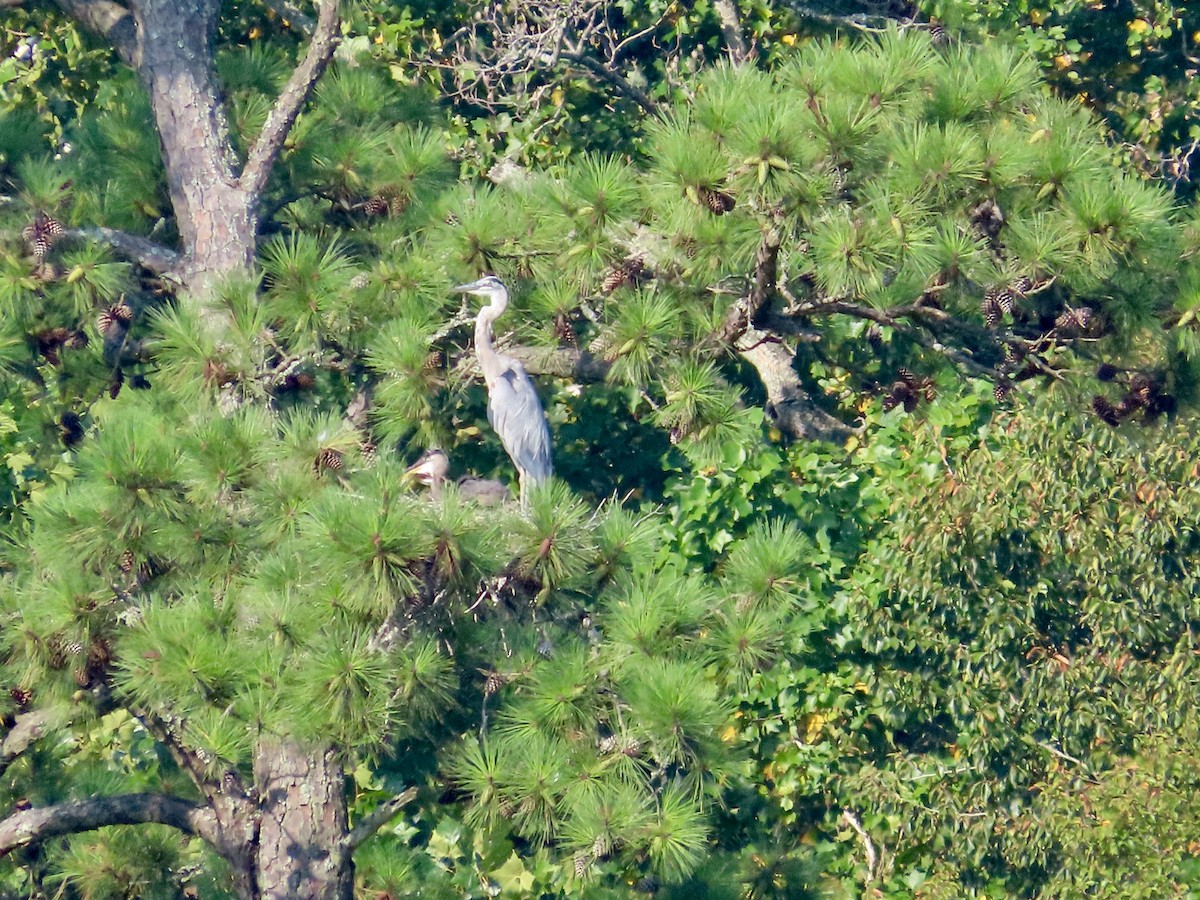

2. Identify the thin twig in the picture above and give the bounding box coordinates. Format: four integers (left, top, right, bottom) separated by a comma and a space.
841, 808, 879, 881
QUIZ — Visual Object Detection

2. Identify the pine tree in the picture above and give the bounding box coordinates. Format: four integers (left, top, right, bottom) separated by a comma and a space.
1, 2, 1199, 898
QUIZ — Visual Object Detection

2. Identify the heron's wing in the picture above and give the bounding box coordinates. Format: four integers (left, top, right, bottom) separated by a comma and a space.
487, 360, 553, 484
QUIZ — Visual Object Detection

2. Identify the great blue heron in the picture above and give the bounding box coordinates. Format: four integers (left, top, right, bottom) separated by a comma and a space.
404, 448, 512, 506
451, 275, 552, 506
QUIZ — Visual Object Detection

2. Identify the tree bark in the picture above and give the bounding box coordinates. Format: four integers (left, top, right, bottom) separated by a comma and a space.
0, 793, 217, 856
737, 335, 855, 443
130, 0, 256, 295
253, 739, 352, 900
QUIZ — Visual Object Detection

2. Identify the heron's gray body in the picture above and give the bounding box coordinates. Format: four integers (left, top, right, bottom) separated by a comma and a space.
454, 275, 553, 506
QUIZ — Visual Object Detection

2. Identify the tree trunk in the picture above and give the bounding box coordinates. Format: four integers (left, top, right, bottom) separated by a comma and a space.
131, 0, 257, 293
252, 739, 353, 900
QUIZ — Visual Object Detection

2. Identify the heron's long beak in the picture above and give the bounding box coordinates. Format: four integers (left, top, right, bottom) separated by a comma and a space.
404, 450, 447, 485
452, 279, 487, 293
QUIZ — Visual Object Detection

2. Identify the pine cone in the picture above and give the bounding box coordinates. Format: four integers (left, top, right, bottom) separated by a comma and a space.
119, 549, 136, 574
1055, 306, 1094, 336
1010, 275, 1034, 295
697, 185, 735, 215
283, 371, 316, 391
993, 380, 1011, 402
981, 295, 1001, 327
97, 303, 133, 336
598, 734, 619, 755
574, 854, 591, 878
21, 212, 65, 259
87, 638, 112, 669
865, 324, 884, 352
882, 383, 910, 412
601, 257, 647, 293
994, 288, 1014, 315
9, 687, 32, 710
32, 261, 61, 282
553, 313, 577, 347
1129, 373, 1154, 404
313, 448, 343, 475
362, 195, 389, 216
109, 367, 124, 399
484, 672, 506, 695
35, 327, 72, 365
969, 199, 1004, 241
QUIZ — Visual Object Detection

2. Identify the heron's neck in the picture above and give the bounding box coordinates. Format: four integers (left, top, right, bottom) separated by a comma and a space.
475, 290, 508, 339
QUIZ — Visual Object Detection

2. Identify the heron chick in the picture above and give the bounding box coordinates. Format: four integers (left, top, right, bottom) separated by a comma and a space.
451, 275, 552, 507
405, 448, 512, 506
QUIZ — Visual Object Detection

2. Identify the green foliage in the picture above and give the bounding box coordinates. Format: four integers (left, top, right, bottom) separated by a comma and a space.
925, 0, 1200, 195
3, 4, 1200, 898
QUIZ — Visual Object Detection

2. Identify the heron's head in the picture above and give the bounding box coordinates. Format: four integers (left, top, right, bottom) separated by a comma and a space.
404, 448, 450, 486
451, 275, 508, 308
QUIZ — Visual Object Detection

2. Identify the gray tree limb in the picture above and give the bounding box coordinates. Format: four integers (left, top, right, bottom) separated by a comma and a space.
66, 227, 181, 276
712, 0, 751, 64
714, 222, 854, 443
0, 793, 218, 856
506, 346, 612, 382
341, 787, 418, 859
0, 711, 53, 778
52, 0, 139, 66
738, 336, 856, 442
261, 0, 314, 34
562, 50, 657, 114
240, 0, 341, 199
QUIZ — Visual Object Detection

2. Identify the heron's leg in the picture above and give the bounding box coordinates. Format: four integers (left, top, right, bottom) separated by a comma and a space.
519, 475, 529, 511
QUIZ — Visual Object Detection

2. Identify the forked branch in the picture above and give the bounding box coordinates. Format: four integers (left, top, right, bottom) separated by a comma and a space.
240, 0, 341, 199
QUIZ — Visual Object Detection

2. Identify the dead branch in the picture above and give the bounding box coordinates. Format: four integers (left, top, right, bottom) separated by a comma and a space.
0, 792, 218, 857
52, 0, 138, 65
240, 0, 341, 199
712, 0, 750, 64
0, 710, 54, 778
841, 808, 880, 881
66, 227, 181, 276
341, 787, 418, 858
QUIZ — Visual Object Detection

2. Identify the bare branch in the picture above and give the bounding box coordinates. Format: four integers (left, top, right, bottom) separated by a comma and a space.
737, 336, 855, 442
840, 808, 880, 881
810, 299, 1005, 381
0, 793, 217, 856
341, 787, 418, 858
240, 0, 341, 199
712, 0, 750, 64
717, 219, 783, 345
66, 227, 180, 276
52, 0, 138, 66
0, 711, 54, 778
561, 50, 657, 114
506, 345, 612, 382
261, 0, 314, 34
775, 1, 904, 32
133, 709, 250, 807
